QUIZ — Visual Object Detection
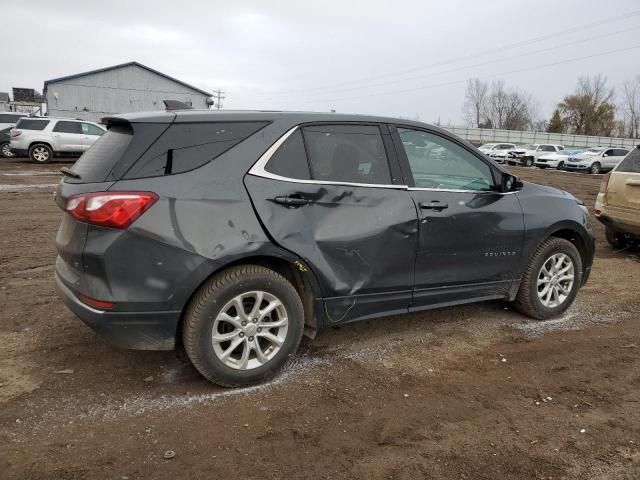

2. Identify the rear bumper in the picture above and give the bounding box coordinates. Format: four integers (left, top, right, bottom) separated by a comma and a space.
55, 271, 181, 350
596, 214, 640, 237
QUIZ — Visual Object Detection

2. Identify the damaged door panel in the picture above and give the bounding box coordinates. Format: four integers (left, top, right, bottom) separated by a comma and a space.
244, 177, 418, 324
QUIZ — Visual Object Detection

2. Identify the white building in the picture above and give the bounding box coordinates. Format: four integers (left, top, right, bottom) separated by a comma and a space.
44, 62, 213, 123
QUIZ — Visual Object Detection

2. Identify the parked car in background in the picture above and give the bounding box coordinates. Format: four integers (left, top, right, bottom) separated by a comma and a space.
0, 112, 27, 131
535, 149, 583, 170
563, 146, 630, 174
486, 143, 517, 163
478, 143, 516, 159
508, 144, 564, 167
595, 146, 640, 247
10, 118, 106, 163
1, 127, 16, 157
54, 110, 594, 387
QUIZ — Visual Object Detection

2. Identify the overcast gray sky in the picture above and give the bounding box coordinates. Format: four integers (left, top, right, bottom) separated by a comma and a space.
3, 0, 639, 124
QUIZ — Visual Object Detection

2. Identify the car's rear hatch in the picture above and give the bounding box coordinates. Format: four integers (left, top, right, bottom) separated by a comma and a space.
55, 114, 175, 294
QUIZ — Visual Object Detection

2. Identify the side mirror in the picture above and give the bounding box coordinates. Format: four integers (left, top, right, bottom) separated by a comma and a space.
501, 173, 522, 192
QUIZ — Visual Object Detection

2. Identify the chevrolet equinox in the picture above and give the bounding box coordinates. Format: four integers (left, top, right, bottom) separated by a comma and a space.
54, 110, 595, 387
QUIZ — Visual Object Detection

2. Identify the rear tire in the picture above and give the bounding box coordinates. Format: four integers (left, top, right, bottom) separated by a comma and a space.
605, 227, 627, 249
513, 237, 582, 320
182, 265, 304, 387
1, 142, 15, 158
525, 158, 534, 167
590, 162, 601, 174
29, 143, 53, 163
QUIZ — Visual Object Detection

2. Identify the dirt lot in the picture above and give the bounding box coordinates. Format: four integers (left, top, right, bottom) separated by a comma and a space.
1, 159, 639, 480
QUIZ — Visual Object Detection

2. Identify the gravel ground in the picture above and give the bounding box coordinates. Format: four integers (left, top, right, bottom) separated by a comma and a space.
0, 158, 639, 479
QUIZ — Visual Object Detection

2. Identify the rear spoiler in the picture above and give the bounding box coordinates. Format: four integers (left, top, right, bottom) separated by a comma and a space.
163, 100, 193, 111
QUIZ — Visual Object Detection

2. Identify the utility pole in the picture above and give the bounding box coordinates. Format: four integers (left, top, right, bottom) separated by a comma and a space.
211, 89, 226, 110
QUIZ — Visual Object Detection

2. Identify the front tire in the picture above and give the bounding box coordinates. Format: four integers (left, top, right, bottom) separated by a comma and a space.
182, 265, 305, 387
514, 237, 582, 320
1, 142, 15, 158
525, 158, 534, 167
590, 162, 601, 174
29, 143, 53, 163
557, 161, 565, 170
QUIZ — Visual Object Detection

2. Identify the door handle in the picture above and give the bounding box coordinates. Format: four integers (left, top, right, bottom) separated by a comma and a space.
420, 200, 448, 211
626, 179, 640, 186
273, 195, 309, 207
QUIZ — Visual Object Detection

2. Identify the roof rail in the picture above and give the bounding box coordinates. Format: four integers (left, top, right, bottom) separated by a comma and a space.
163, 100, 193, 111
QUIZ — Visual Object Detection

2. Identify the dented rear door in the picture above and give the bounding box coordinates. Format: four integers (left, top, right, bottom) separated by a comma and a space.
244, 123, 418, 324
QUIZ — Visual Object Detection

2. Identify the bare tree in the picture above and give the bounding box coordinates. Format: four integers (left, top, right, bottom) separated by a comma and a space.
620, 76, 640, 139
558, 75, 616, 136
463, 78, 489, 127
483, 80, 536, 131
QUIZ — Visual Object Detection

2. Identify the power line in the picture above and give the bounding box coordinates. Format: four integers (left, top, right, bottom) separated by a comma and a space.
299, 44, 640, 105
263, 25, 640, 99
211, 89, 226, 109
258, 8, 640, 96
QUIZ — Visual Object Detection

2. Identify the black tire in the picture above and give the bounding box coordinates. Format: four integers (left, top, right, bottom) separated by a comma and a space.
182, 265, 304, 387
590, 162, 601, 174
29, 143, 53, 163
513, 237, 582, 320
538, 166, 546, 169
557, 161, 564, 170
525, 158, 534, 167
605, 226, 627, 249
0, 141, 15, 158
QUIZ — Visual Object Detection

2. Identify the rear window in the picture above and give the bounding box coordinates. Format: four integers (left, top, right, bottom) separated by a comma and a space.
67, 125, 134, 183
616, 148, 640, 173
16, 119, 49, 130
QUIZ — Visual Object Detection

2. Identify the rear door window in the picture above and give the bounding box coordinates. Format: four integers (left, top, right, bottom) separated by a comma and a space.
616, 149, 640, 173
53, 121, 83, 134
301, 124, 392, 185
15, 119, 49, 130
264, 129, 311, 180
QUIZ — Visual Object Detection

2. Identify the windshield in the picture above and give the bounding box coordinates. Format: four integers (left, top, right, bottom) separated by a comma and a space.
585, 148, 603, 154
557, 150, 572, 156
479, 144, 496, 149
521, 144, 537, 150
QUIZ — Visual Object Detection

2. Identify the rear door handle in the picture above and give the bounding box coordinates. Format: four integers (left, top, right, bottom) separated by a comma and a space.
420, 200, 448, 211
626, 179, 640, 186
273, 195, 309, 207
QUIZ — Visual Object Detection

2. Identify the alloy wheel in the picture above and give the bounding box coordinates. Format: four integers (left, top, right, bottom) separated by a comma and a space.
537, 253, 575, 308
1, 143, 14, 157
211, 291, 289, 370
32, 146, 50, 162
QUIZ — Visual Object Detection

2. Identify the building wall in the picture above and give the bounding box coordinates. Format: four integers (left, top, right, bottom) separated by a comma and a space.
442, 126, 637, 149
45, 64, 210, 123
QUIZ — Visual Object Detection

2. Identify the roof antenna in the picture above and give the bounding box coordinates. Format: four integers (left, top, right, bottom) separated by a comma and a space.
163, 100, 193, 111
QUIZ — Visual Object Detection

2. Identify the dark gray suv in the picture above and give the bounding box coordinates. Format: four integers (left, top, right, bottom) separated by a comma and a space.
54, 110, 595, 387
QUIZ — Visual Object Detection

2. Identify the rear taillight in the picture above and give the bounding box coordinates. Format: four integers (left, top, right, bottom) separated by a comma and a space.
65, 191, 158, 229
10, 129, 22, 138
600, 172, 611, 193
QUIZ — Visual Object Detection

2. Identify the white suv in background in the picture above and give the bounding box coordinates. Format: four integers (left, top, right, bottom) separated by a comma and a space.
563, 147, 630, 174
10, 117, 105, 163
507, 144, 565, 167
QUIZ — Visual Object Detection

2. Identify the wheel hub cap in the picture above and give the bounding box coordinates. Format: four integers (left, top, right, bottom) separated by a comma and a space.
211, 291, 288, 370
536, 253, 575, 308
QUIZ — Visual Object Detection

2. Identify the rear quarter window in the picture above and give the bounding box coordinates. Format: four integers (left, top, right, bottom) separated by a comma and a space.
16, 119, 49, 130
616, 148, 640, 173
123, 121, 269, 179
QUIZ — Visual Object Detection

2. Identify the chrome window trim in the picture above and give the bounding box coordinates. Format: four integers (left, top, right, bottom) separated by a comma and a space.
248, 125, 519, 195
247, 125, 407, 190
